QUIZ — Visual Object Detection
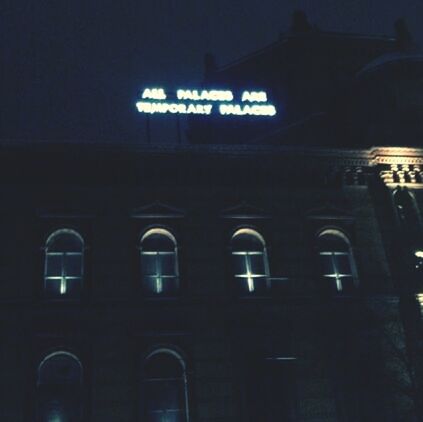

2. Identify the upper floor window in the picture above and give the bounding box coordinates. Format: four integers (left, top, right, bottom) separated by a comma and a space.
140, 228, 179, 296
143, 349, 189, 421
317, 229, 357, 294
37, 351, 83, 421
44, 229, 84, 299
231, 228, 270, 295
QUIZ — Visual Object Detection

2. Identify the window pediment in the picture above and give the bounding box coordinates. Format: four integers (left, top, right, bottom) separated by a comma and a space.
132, 201, 185, 219
221, 202, 269, 219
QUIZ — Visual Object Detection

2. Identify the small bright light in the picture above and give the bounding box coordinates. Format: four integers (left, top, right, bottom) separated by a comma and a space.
415, 250, 423, 259
60, 277, 66, 295
246, 270, 255, 293
156, 277, 163, 294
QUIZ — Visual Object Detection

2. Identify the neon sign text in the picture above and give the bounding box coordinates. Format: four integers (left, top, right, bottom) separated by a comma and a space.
136, 102, 213, 115
177, 89, 233, 102
136, 87, 277, 117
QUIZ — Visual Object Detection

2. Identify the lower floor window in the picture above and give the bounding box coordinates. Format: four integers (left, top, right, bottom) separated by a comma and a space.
143, 350, 189, 421
37, 351, 83, 421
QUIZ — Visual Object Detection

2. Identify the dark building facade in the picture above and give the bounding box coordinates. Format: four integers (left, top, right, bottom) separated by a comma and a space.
1, 16, 423, 422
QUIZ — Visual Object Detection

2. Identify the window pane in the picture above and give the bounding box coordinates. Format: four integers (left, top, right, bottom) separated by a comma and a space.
319, 254, 334, 275
319, 235, 348, 252
250, 254, 265, 275
145, 354, 183, 378
235, 276, 266, 295
252, 277, 267, 294
161, 277, 179, 295
146, 379, 182, 411
143, 276, 160, 294
336, 254, 352, 275
232, 254, 247, 276
64, 279, 82, 298
38, 390, 82, 422
45, 279, 63, 297
46, 255, 62, 277
143, 233, 174, 252
48, 233, 83, 252
65, 254, 83, 277
141, 255, 157, 276
39, 354, 82, 386
232, 233, 263, 252
160, 254, 176, 276
340, 276, 355, 294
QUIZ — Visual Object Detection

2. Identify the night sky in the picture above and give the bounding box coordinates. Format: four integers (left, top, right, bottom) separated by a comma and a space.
1, 0, 422, 144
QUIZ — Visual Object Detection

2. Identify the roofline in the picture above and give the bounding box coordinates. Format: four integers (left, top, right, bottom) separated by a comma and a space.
219, 30, 396, 72
357, 53, 423, 77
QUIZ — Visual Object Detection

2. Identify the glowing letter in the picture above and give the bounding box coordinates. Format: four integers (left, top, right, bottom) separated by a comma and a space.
187, 104, 197, 114
242, 91, 252, 102
142, 88, 166, 100
177, 89, 189, 100
242, 91, 268, 102
203, 104, 213, 114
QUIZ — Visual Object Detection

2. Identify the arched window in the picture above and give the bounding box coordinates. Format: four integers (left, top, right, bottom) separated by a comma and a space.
231, 228, 270, 294
140, 229, 179, 296
317, 229, 358, 294
37, 351, 83, 421
143, 349, 189, 421
44, 229, 84, 299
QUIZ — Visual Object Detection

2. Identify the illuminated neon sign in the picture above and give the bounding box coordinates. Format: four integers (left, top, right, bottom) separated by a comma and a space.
136, 87, 277, 117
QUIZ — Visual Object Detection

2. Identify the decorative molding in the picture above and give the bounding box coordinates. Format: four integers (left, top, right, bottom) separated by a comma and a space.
131, 201, 185, 219
379, 164, 423, 186
221, 201, 269, 219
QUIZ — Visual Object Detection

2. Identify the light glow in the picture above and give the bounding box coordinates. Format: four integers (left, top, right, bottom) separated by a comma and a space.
177, 89, 233, 102
136, 87, 277, 118
136, 101, 212, 115
141, 88, 166, 100
60, 276, 66, 295
155, 276, 163, 294
415, 250, 423, 259
241, 91, 267, 102
219, 103, 276, 116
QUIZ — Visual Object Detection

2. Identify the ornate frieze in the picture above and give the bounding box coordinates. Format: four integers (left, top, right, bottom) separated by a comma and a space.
379, 164, 423, 185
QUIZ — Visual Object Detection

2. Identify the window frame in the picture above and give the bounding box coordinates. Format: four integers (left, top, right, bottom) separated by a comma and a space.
43, 228, 85, 300
316, 228, 359, 294
141, 347, 190, 422
139, 227, 180, 297
36, 350, 84, 421
230, 227, 271, 295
